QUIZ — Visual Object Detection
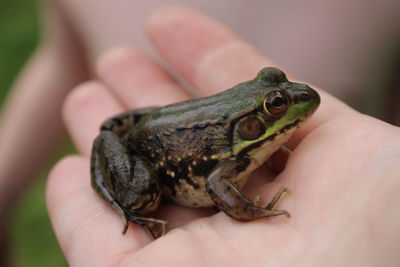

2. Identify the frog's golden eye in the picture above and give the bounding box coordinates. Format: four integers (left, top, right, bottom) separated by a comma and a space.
238, 117, 265, 140
263, 90, 289, 115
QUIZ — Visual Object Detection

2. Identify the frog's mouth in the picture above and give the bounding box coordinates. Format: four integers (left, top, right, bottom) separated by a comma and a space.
274, 118, 302, 136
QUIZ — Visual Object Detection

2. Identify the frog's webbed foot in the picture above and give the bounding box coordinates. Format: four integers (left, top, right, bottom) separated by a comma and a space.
254, 187, 290, 217
207, 160, 290, 221
263, 186, 290, 211
126, 214, 168, 238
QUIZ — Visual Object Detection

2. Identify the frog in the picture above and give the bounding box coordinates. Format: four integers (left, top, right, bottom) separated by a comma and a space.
90, 67, 320, 238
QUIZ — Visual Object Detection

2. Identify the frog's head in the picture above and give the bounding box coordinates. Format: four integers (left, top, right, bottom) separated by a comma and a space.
226, 67, 320, 158
256, 67, 320, 127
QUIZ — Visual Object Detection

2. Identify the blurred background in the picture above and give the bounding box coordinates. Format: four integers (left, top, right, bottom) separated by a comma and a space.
0, 0, 399, 266
0, 1, 68, 266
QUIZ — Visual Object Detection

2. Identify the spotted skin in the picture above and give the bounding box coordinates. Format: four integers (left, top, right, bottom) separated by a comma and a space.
90, 67, 320, 238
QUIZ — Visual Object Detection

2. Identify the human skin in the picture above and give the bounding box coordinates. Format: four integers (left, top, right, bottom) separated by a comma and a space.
45, 7, 400, 267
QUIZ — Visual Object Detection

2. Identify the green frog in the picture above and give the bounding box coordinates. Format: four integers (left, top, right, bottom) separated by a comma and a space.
91, 67, 320, 238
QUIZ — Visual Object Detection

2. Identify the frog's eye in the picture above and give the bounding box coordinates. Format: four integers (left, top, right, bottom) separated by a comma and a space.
238, 117, 265, 140
263, 90, 289, 115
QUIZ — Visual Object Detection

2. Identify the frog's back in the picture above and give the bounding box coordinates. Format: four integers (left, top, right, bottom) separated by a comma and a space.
124, 80, 261, 168
147, 80, 262, 130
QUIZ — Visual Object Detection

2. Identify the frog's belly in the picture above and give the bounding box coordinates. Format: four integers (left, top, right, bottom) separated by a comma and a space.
162, 174, 251, 208
163, 176, 215, 207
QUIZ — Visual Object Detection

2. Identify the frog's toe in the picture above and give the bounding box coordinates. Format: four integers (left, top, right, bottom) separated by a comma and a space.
263, 186, 290, 210
145, 220, 168, 239
126, 214, 168, 239
254, 195, 262, 205
261, 209, 290, 218
121, 213, 129, 234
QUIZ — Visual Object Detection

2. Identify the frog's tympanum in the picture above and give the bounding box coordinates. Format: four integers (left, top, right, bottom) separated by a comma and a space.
91, 67, 320, 238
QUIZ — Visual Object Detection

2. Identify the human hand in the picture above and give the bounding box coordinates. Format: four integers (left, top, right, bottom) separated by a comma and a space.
46, 6, 400, 266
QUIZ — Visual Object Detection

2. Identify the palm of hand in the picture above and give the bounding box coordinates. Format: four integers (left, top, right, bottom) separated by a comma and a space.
46, 6, 400, 266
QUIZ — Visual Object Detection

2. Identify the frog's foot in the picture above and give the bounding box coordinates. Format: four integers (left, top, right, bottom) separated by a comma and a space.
263, 186, 290, 210
120, 212, 129, 234
126, 214, 168, 239
143, 219, 168, 239
253, 187, 290, 217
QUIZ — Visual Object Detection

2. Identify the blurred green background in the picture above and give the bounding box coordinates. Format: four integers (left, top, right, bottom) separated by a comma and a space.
0, 0, 68, 266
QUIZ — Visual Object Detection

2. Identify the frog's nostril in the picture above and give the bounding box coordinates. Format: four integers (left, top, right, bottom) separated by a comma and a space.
300, 92, 311, 102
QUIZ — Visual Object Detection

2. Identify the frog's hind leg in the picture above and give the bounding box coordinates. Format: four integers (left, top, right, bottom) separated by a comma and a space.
100, 107, 157, 137
91, 108, 166, 237
91, 132, 133, 234
91, 128, 166, 237
117, 155, 167, 238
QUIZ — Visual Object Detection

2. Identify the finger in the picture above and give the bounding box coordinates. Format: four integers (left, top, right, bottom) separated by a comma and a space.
46, 156, 152, 266
63, 81, 124, 155
96, 46, 191, 108
148, 6, 273, 95
148, 6, 356, 139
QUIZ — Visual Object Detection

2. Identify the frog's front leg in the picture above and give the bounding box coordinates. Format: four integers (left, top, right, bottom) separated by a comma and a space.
206, 160, 290, 221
